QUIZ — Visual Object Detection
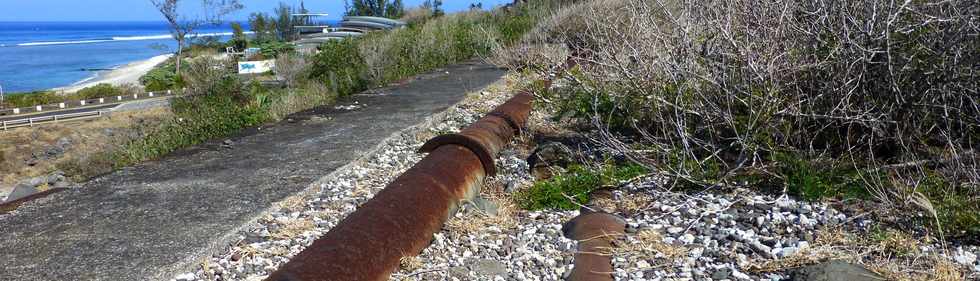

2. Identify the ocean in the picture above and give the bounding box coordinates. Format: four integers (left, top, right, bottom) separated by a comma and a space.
0, 21, 240, 93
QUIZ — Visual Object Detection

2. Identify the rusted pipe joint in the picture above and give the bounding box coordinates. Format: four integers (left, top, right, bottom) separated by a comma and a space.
562, 212, 627, 281
487, 91, 534, 133
420, 133, 497, 176
419, 115, 516, 177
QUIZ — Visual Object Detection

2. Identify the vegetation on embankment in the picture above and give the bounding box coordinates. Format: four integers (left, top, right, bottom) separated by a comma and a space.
1, 84, 142, 109
504, 0, 979, 239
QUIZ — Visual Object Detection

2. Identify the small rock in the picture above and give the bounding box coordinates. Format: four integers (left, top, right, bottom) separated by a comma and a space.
953, 248, 977, 266
174, 272, 196, 281
470, 259, 507, 276
712, 267, 732, 280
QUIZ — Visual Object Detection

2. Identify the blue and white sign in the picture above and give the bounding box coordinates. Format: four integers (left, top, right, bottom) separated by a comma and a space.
238, 60, 275, 74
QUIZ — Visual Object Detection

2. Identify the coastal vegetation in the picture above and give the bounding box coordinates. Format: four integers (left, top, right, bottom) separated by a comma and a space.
26, 1, 546, 182
1, 84, 141, 108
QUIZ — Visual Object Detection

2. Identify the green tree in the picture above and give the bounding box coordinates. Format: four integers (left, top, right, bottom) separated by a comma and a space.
274, 2, 296, 41
249, 13, 277, 43
229, 22, 247, 51
345, 0, 404, 18
422, 0, 443, 17
149, 0, 244, 74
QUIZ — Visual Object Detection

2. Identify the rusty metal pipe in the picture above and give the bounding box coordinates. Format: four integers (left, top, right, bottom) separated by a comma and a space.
267, 145, 485, 281
562, 212, 627, 281
266, 91, 536, 281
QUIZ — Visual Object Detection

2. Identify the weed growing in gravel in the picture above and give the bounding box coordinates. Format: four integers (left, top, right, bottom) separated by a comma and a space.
518, 162, 647, 210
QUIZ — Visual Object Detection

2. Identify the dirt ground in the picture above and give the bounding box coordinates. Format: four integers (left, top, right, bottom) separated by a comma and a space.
0, 107, 173, 195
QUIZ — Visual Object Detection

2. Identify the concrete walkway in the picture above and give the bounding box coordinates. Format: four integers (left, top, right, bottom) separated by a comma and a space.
0, 62, 505, 281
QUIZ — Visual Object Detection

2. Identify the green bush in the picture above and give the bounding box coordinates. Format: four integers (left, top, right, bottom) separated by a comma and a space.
310, 39, 369, 96
74, 84, 122, 100
253, 41, 295, 59
140, 59, 182, 92
114, 93, 266, 166
519, 163, 648, 210
2, 91, 61, 108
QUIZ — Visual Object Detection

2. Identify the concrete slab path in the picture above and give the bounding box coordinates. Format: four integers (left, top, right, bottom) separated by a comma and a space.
0, 62, 505, 281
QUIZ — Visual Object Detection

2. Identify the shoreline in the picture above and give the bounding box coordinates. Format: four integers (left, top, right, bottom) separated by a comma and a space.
51, 54, 172, 94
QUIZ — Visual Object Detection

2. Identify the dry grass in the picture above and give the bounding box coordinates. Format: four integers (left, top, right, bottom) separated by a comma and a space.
746, 226, 968, 280
0, 107, 172, 189
613, 229, 687, 263
617, 192, 653, 216
749, 227, 859, 273
398, 256, 424, 272
269, 218, 315, 240
444, 193, 520, 238
277, 195, 308, 213
400, 7, 433, 24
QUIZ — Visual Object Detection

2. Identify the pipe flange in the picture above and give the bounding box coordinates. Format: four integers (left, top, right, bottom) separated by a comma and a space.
419, 134, 497, 176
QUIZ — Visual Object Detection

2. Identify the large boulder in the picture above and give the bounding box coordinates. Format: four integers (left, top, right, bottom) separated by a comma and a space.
790, 260, 885, 281
2, 171, 72, 204
3, 182, 44, 204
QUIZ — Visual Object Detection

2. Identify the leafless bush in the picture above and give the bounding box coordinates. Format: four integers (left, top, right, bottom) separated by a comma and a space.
275, 53, 310, 89
182, 56, 235, 95
400, 6, 433, 24
531, 0, 978, 231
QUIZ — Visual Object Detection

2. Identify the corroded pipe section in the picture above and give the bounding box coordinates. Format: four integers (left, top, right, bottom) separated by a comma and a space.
562, 212, 627, 281
487, 91, 534, 133
418, 115, 514, 176
266, 145, 486, 281
419, 92, 533, 176
267, 91, 537, 281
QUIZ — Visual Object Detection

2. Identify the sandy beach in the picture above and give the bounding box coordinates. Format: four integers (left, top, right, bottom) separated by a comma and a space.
52, 54, 173, 94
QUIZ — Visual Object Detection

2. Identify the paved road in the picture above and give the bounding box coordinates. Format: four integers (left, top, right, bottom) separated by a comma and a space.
0, 104, 118, 123
0, 61, 505, 281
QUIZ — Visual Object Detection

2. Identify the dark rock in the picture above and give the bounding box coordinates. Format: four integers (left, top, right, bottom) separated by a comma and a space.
470, 259, 507, 277
527, 142, 574, 180
464, 196, 499, 216
791, 260, 885, 281
4, 183, 42, 203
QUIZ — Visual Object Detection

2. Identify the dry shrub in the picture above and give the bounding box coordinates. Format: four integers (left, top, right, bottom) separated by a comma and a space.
274, 53, 310, 89
265, 81, 337, 121
528, 0, 979, 236
182, 56, 236, 96
358, 11, 497, 84
400, 6, 433, 24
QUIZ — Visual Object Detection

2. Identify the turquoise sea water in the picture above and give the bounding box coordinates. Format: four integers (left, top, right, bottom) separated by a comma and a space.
0, 21, 238, 93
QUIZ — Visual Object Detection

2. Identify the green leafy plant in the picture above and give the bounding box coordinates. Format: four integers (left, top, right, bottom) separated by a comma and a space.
519, 162, 648, 210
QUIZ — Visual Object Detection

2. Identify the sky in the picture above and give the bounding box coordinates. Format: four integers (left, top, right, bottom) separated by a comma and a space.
0, 0, 513, 22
